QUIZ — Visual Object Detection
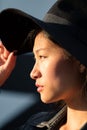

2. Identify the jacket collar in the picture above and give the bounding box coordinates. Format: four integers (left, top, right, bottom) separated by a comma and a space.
36, 105, 67, 129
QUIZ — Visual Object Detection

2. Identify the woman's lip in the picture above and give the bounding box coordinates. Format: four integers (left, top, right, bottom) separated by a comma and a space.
35, 83, 44, 92
35, 83, 41, 87
37, 86, 43, 92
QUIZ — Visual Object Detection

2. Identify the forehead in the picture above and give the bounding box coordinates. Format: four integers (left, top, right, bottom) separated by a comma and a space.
33, 31, 60, 52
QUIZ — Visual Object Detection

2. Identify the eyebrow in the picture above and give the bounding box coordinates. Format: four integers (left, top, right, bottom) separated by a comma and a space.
34, 48, 49, 53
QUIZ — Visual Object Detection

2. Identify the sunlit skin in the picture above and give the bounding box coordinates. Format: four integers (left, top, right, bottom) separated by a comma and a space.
30, 32, 82, 104
30, 32, 87, 130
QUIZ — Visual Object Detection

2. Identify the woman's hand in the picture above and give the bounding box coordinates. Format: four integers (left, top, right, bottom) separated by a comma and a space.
0, 41, 17, 87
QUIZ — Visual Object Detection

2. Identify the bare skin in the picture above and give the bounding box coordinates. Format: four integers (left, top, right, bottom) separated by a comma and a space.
59, 95, 87, 130
0, 41, 17, 86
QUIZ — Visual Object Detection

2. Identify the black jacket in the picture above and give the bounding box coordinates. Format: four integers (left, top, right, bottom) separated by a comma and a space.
17, 105, 66, 130
16, 104, 87, 130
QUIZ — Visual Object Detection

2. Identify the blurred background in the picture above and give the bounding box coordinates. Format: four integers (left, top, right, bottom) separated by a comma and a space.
0, 0, 57, 129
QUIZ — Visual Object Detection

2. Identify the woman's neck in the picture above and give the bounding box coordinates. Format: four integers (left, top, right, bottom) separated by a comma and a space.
60, 89, 87, 130
66, 106, 87, 130
64, 93, 87, 130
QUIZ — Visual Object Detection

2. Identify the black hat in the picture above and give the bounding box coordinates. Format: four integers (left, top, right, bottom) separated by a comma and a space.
0, 0, 87, 66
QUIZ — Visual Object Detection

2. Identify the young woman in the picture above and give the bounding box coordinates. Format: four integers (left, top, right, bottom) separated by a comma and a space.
30, 30, 87, 130
0, 0, 87, 129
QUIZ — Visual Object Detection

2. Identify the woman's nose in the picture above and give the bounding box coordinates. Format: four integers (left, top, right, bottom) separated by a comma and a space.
30, 64, 41, 80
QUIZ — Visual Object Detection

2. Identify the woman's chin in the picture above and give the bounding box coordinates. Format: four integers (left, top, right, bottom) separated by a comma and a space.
40, 96, 54, 104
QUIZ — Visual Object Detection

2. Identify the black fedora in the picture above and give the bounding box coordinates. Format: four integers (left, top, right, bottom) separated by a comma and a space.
0, 0, 87, 66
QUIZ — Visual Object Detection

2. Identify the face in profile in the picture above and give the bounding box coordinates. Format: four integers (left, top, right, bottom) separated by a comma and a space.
30, 32, 82, 103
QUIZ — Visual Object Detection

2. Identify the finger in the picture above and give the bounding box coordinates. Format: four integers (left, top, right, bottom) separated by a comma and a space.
4, 52, 17, 76
0, 40, 10, 60
0, 40, 4, 54
0, 40, 3, 45
3, 47, 10, 60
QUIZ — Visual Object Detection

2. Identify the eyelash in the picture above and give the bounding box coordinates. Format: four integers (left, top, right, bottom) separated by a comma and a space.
33, 54, 47, 61
39, 55, 47, 59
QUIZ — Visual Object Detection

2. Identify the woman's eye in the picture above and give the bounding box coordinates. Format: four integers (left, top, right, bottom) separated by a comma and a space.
39, 55, 47, 59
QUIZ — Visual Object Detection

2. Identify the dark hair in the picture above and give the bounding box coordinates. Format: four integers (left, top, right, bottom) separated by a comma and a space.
26, 28, 62, 51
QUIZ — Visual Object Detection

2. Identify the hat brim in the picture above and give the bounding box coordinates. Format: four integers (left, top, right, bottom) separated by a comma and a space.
0, 8, 87, 66
0, 8, 44, 54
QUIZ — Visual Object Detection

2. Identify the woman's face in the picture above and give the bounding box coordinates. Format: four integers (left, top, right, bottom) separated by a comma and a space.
30, 32, 81, 103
